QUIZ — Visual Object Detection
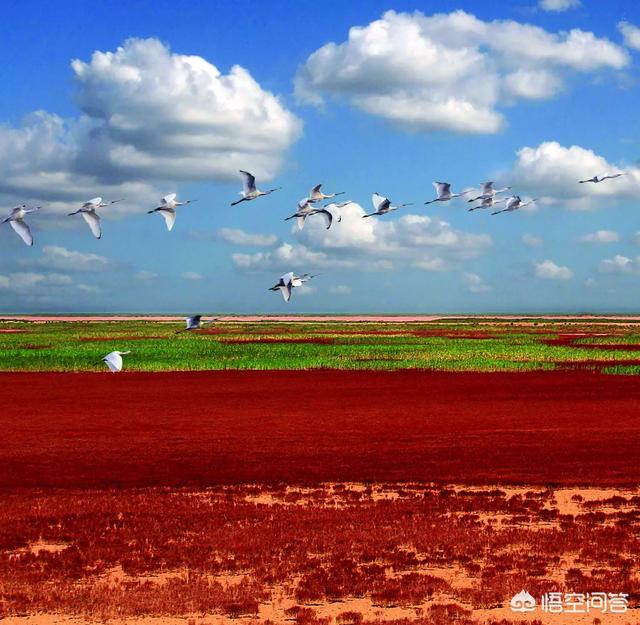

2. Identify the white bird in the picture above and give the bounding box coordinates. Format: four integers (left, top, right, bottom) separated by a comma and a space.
425, 182, 471, 205
68, 197, 122, 239
269, 272, 317, 302
307, 183, 344, 204
363, 193, 412, 218
468, 196, 506, 212
2, 205, 40, 246
102, 350, 131, 373
491, 195, 538, 215
147, 193, 196, 231
579, 173, 626, 184
467, 181, 511, 203
231, 171, 281, 206
177, 315, 216, 333
285, 199, 350, 230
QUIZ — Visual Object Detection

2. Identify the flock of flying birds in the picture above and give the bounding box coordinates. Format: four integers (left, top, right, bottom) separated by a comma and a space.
0, 168, 627, 372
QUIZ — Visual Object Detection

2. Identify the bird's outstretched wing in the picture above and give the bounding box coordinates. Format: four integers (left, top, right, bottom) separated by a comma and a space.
103, 352, 123, 373
10, 220, 33, 246
86, 197, 102, 207
317, 209, 333, 229
239, 170, 256, 194
297, 215, 307, 230
310, 183, 322, 197
82, 211, 101, 239
157, 208, 176, 231
280, 284, 292, 302
372, 193, 390, 213
162, 193, 177, 205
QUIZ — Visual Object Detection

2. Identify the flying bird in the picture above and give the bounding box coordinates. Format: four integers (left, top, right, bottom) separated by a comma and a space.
307, 184, 344, 204
68, 197, 122, 239
231, 171, 281, 206
363, 193, 412, 218
579, 173, 626, 184
467, 182, 511, 203
176, 315, 216, 333
491, 195, 538, 215
2, 205, 40, 246
147, 193, 196, 231
468, 197, 506, 212
425, 182, 471, 205
102, 350, 131, 373
269, 272, 317, 302
285, 199, 350, 230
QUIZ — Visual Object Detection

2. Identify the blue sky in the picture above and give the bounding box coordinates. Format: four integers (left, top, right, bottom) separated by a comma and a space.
1, 0, 640, 313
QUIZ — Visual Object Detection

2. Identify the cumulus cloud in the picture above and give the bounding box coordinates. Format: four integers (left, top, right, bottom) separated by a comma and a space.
295, 10, 627, 134
27, 245, 112, 272
233, 203, 492, 274
0, 38, 301, 217
598, 254, 638, 274
580, 230, 619, 244
508, 141, 640, 208
0, 271, 98, 297
134, 270, 158, 282
534, 259, 573, 280
619, 22, 640, 51
464, 272, 491, 293
522, 234, 543, 247
217, 228, 278, 247
181, 271, 204, 281
539, 0, 580, 12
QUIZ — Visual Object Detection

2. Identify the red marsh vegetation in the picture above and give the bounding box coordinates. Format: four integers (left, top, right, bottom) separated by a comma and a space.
2, 369, 640, 488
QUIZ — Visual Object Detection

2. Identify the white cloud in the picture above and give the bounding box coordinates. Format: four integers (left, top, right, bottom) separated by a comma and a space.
539, 0, 580, 12
0, 271, 94, 295
71, 38, 301, 182
295, 10, 627, 134
534, 259, 573, 280
217, 228, 278, 247
522, 234, 543, 247
509, 141, 640, 208
598, 254, 638, 274
580, 230, 619, 244
329, 285, 352, 295
464, 272, 491, 293
134, 270, 158, 282
619, 21, 640, 51
181, 271, 204, 281
233, 203, 492, 274
0, 38, 301, 218
28, 245, 112, 272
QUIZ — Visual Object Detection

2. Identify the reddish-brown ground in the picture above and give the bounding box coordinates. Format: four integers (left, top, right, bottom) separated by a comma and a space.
3, 369, 640, 489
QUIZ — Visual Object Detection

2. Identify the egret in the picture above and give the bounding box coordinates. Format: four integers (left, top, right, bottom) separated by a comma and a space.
269, 272, 317, 302
468, 196, 506, 212
467, 182, 511, 203
177, 315, 216, 333
425, 182, 471, 205
147, 194, 196, 231
2, 205, 40, 246
285, 199, 350, 230
491, 195, 538, 215
363, 193, 412, 218
308, 183, 344, 204
579, 173, 626, 184
231, 171, 281, 206
102, 350, 131, 373
68, 197, 122, 239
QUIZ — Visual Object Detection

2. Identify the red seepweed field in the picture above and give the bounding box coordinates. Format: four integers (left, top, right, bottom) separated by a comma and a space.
2, 318, 640, 625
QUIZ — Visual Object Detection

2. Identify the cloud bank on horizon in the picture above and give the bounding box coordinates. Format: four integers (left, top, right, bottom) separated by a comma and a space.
0, 2, 639, 313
